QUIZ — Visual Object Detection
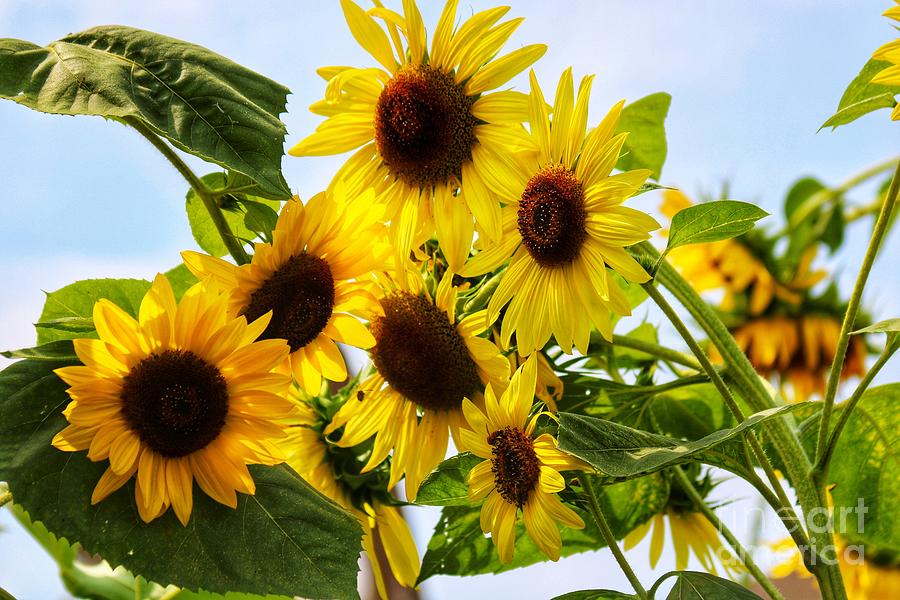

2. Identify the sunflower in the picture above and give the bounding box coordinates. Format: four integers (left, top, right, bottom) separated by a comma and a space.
871, 1, 900, 120
283, 394, 418, 599
459, 68, 660, 355
729, 314, 866, 401
182, 186, 390, 395
326, 268, 509, 501
457, 356, 588, 563
495, 331, 563, 412
623, 508, 742, 577
289, 0, 547, 271
660, 190, 824, 315
51, 275, 295, 525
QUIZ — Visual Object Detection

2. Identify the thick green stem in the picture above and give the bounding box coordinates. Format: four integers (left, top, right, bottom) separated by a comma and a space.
671, 467, 786, 600
126, 117, 250, 265
579, 475, 648, 600
815, 160, 900, 473
639, 244, 846, 598
642, 283, 809, 547
816, 346, 897, 480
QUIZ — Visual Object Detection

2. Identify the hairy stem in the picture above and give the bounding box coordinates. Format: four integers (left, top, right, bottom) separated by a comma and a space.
671, 467, 786, 600
579, 475, 648, 600
126, 117, 250, 265
815, 160, 900, 473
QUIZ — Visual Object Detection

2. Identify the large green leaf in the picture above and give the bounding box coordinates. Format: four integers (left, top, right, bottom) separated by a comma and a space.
0, 357, 362, 599
417, 469, 668, 581
821, 59, 900, 130
664, 201, 768, 257
557, 404, 810, 479
552, 591, 636, 600
36, 278, 152, 344
0, 27, 291, 197
656, 571, 762, 599
823, 384, 900, 554
615, 92, 671, 180
415, 452, 481, 506
185, 173, 280, 257
1, 339, 77, 361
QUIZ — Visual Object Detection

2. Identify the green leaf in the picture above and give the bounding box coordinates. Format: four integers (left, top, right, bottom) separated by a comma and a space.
784, 177, 826, 222
0, 358, 362, 599
821, 201, 845, 253
418, 473, 667, 581
649, 384, 735, 441
659, 571, 762, 599
0, 28, 291, 197
852, 318, 900, 335
557, 404, 810, 479
821, 59, 900, 130
415, 453, 481, 506
185, 173, 280, 256
615, 92, 671, 180
552, 591, 636, 600
242, 200, 280, 243
664, 201, 768, 256
1, 339, 77, 361
824, 384, 900, 554
37, 279, 152, 344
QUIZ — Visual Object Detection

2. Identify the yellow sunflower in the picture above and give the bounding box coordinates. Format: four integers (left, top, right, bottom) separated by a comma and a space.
458, 356, 588, 563
325, 268, 509, 501
51, 275, 294, 525
496, 331, 563, 412
660, 190, 824, 315
182, 186, 390, 395
729, 314, 867, 401
459, 68, 660, 355
283, 395, 418, 599
624, 508, 742, 576
871, 0, 900, 120
289, 0, 547, 271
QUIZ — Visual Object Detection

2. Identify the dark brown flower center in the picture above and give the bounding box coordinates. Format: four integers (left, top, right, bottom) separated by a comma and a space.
488, 426, 540, 507
242, 252, 335, 352
370, 291, 481, 412
374, 64, 478, 188
120, 349, 229, 458
517, 163, 587, 267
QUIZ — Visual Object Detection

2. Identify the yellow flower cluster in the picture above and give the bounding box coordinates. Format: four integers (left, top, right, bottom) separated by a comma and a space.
49, 0, 668, 591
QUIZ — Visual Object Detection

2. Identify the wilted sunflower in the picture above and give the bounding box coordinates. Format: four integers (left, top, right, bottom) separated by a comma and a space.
51, 275, 294, 525
290, 0, 547, 271
871, 0, 900, 120
729, 314, 866, 401
460, 68, 660, 355
660, 190, 824, 315
183, 186, 390, 395
283, 395, 418, 598
458, 356, 588, 563
326, 269, 508, 501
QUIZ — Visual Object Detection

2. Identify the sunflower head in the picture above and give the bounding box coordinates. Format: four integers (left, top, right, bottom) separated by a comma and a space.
459, 357, 588, 563
51, 274, 295, 525
871, 1, 900, 120
183, 186, 390, 394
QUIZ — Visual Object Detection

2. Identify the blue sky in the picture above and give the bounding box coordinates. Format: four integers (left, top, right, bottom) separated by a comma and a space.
1, 1, 899, 598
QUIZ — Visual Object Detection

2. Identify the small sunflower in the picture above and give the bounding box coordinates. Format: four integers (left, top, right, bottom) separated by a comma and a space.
290, 0, 547, 271
51, 275, 294, 525
871, 1, 900, 120
183, 186, 390, 395
730, 314, 867, 401
326, 269, 508, 501
660, 190, 824, 315
624, 508, 742, 577
460, 68, 660, 355
458, 356, 588, 563
283, 395, 419, 599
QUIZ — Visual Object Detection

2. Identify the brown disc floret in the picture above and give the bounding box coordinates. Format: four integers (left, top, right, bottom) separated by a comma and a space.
517, 163, 588, 267
488, 426, 541, 507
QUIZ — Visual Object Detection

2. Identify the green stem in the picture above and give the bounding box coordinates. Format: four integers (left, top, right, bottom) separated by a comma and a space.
775, 156, 899, 237
815, 160, 900, 474
816, 346, 897, 480
579, 475, 648, 600
671, 467, 786, 600
642, 282, 809, 548
125, 117, 250, 265
590, 332, 703, 370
